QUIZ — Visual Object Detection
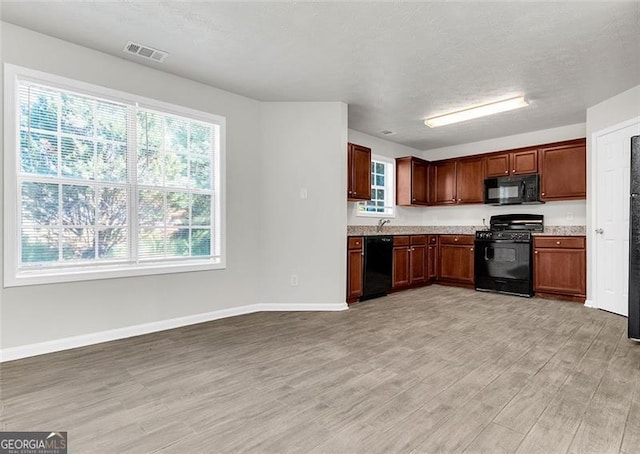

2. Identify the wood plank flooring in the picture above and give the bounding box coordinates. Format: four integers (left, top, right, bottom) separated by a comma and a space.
1, 285, 639, 453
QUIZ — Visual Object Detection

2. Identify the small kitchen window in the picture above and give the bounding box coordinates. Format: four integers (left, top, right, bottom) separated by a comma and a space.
357, 155, 395, 217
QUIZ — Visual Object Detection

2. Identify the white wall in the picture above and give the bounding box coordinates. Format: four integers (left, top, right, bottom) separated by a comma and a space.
0, 23, 347, 354
347, 129, 426, 226
259, 102, 348, 305
585, 84, 640, 304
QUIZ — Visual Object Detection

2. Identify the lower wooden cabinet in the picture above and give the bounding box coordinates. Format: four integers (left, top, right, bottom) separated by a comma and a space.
393, 235, 430, 290
427, 235, 438, 281
346, 237, 364, 303
534, 236, 586, 302
438, 235, 475, 286
393, 237, 411, 289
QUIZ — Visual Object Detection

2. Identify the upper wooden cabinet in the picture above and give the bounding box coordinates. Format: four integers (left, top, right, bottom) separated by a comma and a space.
430, 157, 484, 205
430, 161, 457, 205
347, 143, 371, 201
539, 139, 586, 201
396, 156, 429, 206
455, 157, 485, 204
485, 148, 538, 177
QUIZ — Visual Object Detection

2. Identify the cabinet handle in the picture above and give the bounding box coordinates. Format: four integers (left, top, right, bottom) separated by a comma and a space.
534, 250, 538, 254
470, 248, 474, 251
505, 170, 509, 174
452, 198, 455, 201
361, 251, 364, 256
541, 192, 545, 196
512, 169, 516, 172
458, 199, 462, 202
412, 198, 416, 202
556, 241, 561, 245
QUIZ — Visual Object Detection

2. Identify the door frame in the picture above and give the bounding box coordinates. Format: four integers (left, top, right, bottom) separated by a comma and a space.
588, 116, 640, 310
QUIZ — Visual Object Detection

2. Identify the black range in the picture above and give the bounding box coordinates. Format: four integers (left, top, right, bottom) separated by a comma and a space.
474, 214, 544, 297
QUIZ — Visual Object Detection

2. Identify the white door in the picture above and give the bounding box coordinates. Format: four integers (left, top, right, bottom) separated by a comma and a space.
594, 121, 640, 316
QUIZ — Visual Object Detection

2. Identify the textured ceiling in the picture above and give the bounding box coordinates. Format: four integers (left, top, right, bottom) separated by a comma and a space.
1, 2, 639, 150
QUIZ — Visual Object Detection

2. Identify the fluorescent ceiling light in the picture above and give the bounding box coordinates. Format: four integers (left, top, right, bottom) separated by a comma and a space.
424, 96, 529, 128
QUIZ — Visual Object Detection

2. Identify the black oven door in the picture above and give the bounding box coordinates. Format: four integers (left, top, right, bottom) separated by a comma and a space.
474, 239, 533, 296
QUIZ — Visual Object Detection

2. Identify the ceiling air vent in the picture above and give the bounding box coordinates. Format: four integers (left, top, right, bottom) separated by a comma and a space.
380, 130, 395, 136
123, 41, 168, 63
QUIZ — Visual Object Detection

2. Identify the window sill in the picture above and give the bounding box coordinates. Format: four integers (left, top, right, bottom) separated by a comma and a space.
355, 211, 396, 218
4, 259, 225, 288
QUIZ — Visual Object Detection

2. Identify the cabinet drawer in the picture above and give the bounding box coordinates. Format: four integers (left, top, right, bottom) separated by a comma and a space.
534, 236, 585, 249
439, 235, 474, 246
410, 235, 427, 245
394, 236, 410, 247
348, 237, 364, 250
428, 235, 438, 244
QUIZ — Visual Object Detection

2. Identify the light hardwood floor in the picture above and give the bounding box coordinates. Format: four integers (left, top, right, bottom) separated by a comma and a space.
1, 285, 639, 453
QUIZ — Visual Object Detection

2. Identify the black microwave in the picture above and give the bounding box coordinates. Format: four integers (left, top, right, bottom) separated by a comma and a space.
484, 174, 542, 205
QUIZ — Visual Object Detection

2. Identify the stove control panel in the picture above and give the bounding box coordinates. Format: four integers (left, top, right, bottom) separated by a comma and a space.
475, 231, 532, 241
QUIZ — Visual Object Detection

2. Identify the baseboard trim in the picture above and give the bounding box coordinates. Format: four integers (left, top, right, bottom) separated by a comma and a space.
584, 299, 597, 309
0, 302, 348, 363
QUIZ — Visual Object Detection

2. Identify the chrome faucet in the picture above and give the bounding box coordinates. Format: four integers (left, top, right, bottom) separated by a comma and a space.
377, 218, 391, 232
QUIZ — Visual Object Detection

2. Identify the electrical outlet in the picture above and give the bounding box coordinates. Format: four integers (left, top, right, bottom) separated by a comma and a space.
567, 211, 574, 221
299, 188, 308, 199
290, 274, 299, 286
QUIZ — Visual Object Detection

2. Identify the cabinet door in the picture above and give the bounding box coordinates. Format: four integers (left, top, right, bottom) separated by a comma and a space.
347, 249, 363, 300
348, 143, 372, 200
393, 246, 410, 288
511, 149, 538, 175
486, 153, 510, 177
410, 244, 427, 284
438, 244, 474, 284
411, 159, 430, 205
455, 157, 485, 204
539, 142, 586, 200
534, 248, 586, 296
431, 161, 457, 205
427, 244, 438, 281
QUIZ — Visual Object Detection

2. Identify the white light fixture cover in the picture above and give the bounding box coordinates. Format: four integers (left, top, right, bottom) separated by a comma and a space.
425, 96, 529, 128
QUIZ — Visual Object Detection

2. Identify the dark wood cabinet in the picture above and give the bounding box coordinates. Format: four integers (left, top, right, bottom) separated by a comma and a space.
347, 143, 371, 201
539, 139, 586, 201
438, 235, 475, 286
427, 235, 438, 281
392, 236, 411, 289
346, 237, 364, 303
455, 157, 485, 204
486, 148, 538, 177
396, 157, 429, 206
431, 158, 484, 205
533, 236, 586, 301
430, 161, 457, 205
410, 235, 427, 285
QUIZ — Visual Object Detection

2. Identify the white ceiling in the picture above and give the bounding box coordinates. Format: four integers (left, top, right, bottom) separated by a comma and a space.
1, 2, 639, 150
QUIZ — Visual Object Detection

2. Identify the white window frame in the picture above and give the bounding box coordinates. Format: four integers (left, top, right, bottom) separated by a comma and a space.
355, 154, 396, 218
3, 64, 226, 287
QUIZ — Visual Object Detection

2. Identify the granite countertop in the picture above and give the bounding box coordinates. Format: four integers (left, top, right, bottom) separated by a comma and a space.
347, 225, 586, 237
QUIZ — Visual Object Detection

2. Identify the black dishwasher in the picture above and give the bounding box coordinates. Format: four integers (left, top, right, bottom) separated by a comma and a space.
362, 236, 393, 301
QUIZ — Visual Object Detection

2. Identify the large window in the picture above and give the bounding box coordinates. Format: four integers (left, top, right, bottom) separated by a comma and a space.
357, 155, 395, 217
4, 65, 225, 287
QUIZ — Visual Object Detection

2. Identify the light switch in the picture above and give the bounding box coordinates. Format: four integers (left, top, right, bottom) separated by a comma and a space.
299, 188, 309, 199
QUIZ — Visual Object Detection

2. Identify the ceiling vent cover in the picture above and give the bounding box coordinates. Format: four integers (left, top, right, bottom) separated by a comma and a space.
123, 41, 168, 63
380, 130, 395, 136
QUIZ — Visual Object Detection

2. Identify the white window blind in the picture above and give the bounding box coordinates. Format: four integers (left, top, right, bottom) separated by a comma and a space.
5, 65, 225, 286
